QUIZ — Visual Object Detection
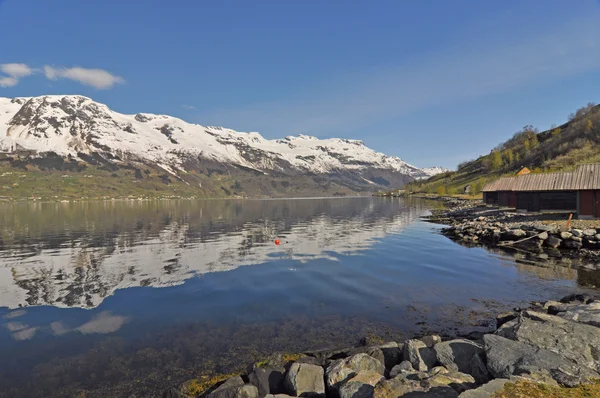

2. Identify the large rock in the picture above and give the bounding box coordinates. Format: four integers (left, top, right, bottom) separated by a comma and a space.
249, 368, 285, 397
210, 384, 259, 398
469, 354, 490, 385
338, 372, 384, 398
572, 229, 584, 238
560, 231, 573, 240
557, 301, 600, 327
372, 377, 427, 398
501, 229, 526, 241
420, 335, 442, 348
483, 334, 598, 384
208, 376, 246, 397
350, 342, 401, 371
389, 361, 414, 378
285, 363, 325, 397
457, 379, 509, 398
425, 367, 475, 394
433, 339, 484, 375
496, 310, 600, 371
403, 339, 437, 372
564, 240, 582, 250
326, 354, 384, 396
544, 236, 562, 249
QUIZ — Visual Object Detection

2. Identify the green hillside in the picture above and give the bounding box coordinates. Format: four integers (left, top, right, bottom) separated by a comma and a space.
405, 102, 600, 196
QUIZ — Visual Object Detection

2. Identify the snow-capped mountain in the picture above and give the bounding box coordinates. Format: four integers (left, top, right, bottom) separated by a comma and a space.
0, 95, 445, 186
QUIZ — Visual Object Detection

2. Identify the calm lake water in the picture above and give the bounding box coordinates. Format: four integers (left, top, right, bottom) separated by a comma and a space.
0, 197, 598, 397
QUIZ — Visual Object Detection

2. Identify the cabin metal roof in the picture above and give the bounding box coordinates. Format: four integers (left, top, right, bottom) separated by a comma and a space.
482, 163, 600, 192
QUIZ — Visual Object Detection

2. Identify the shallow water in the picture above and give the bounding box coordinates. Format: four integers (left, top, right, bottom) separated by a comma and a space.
0, 197, 598, 397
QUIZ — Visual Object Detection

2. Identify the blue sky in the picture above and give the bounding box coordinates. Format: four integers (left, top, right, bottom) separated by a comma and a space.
1, 0, 599, 169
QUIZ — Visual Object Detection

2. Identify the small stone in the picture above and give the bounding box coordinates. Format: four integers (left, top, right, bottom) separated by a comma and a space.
536, 231, 548, 240
584, 229, 597, 237
595, 234, 600, 241
572, 229, 584, 237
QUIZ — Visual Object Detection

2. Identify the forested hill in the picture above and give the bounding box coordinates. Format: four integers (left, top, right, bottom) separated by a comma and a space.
406, 102, 600, 196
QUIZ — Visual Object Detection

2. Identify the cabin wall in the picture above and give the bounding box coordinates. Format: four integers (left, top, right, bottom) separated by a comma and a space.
578, 190, 600, 219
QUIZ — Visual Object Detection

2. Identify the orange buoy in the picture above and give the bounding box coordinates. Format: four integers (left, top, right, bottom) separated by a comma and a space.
274, 239, 281, 245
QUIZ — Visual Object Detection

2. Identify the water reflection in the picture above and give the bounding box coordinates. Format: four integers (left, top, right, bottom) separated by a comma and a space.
0, 198, 428, 309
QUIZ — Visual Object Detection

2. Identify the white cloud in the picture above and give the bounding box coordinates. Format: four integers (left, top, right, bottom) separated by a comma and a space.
182, 104, 196, 110
1, 63, 33, 78
44, 66, 124, 89
0, 63, 34, 87
0, 76, 18, 87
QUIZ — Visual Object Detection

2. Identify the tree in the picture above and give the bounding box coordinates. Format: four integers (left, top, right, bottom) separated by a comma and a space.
437, 186, 446, 195
489, 150, 503, 170
503, 149, 514, 166
586, 119, 593, 132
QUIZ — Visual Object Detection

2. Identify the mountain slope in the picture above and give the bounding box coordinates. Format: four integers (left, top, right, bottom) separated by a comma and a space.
407, 102, 600, 196
0, 95, 444, 199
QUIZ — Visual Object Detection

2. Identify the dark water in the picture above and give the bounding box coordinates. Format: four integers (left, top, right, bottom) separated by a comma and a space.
0, 197, 598, 397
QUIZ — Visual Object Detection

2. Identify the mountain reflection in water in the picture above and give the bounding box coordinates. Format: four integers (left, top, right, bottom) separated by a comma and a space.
0, 198, 427, 309
0, 197, 598, 398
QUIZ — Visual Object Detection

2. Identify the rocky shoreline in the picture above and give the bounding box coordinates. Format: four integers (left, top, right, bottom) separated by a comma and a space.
425, 198, 600, 265
163, 293, 600, 398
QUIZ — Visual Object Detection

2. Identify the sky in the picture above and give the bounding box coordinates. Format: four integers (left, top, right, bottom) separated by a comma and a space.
1, 0, 599, 169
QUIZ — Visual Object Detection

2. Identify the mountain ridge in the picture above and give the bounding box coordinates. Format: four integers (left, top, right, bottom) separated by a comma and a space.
0, 95, 445, 184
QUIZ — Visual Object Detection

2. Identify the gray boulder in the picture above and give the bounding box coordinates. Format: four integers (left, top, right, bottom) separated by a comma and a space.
502, 229, 526, 241
584, 229, 597, 237
469, 354, 490, 385
483, 334, 598, 383
326, 354, 384, 396
338, 372, 384, 398
403, 339, 437, 372
544, 236, 562, 248
373, 377, 428, 398
557, 301, 600, 327
285, 363, 325, 397
350, 342, 401, 371
210, 384, 259, 398
249, 368, 284, 397
496, 310, 600, 371
564, 240, 582, 250
433, 339, 484, 375
420, 335, 442, 348
457, 379, 509, 398
536, 231, 549, 240
572, 229, 584, 237
595, 234, 600, 241
389, 361, 414, 378
560, 231, 573, 240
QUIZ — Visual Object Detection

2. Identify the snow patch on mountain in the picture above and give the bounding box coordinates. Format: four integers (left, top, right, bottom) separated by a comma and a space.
0, 95, 445, 179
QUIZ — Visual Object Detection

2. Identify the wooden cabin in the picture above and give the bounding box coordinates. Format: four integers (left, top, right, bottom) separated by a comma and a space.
482, 164, 600, 218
